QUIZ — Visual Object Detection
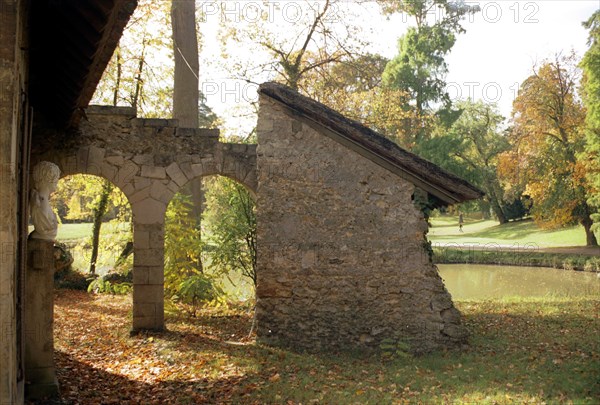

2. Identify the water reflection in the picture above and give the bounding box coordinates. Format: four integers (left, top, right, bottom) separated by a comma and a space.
438, 264, 600, 299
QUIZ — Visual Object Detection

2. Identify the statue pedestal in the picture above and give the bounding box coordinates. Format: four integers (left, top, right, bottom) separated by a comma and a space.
25, 238, 59, 399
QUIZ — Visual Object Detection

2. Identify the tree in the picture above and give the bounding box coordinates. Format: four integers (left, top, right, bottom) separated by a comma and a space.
260, 0, 349, 91
501, 53, 598, 246
171, 0, 206, 226
419, 100, 511, 223
165, 193, 221, 315
580, 10, 600, 232
92, 0, 173, 117
380, 0, 479, 147
301, 53, 416, 144
203, 176, 257, 289
219, 0, 368, 93
89, 179, 113, 275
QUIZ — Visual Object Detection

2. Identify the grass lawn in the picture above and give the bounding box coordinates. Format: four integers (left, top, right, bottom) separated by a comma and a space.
429, 216, 595, 248
43, 290, 599, 404
55, 222, 130, 242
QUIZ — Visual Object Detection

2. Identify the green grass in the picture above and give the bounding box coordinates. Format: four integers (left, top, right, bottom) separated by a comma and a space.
54, 222, 131, 274
429, 216, 592, 248
55, 222, 130, 242
56, 222, 93, 241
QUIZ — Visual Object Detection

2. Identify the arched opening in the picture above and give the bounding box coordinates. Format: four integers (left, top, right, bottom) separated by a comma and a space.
44, 173, 136, 398
52, 173, 133, 291
164, 174, 256, 332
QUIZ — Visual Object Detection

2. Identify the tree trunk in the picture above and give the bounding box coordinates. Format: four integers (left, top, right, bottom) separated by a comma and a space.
489, 198, 507, 225
171, 0, 199, 128
172, 0, 204, 271
184, 179, 205, 220
113, 48, 122, 106
171, 0, 202, 210
581, 209, 598, 247
89, 180, 113, 275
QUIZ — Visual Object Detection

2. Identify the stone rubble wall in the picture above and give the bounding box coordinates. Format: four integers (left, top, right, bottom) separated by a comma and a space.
33, 106, 257, 331
255, 96, 468, 353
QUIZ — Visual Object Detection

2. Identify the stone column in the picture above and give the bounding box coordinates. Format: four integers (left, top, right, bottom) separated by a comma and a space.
132, 222, 165, 331
24, 238, 59, 399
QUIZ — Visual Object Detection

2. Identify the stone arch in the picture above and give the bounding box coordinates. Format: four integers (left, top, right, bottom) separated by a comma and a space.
31, 107, 258, 332
34, 147, 170, 330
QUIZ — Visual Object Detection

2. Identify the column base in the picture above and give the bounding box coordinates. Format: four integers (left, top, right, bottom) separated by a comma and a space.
25, 376, 59, 400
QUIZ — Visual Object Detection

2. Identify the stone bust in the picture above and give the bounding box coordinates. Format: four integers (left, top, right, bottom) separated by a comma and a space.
29, 161, 61, 241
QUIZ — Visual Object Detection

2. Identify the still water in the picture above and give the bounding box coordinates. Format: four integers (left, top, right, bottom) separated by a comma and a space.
437, 264, 600, 300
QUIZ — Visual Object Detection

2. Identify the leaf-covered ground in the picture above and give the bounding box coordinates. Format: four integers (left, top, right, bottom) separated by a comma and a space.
29, 290, 599, 404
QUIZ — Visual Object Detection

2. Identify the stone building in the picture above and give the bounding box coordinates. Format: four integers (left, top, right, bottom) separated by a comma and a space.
1, 1, 137, 402
0, 1, 483, 403
255, 83, 482, 353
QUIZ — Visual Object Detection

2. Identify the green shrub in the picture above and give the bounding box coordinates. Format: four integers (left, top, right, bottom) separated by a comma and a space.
562, 259, 575, 271
380, 337, 412, 360
176, 274, 223, 306
584, 257, 600, 272
87, 277, 132, 295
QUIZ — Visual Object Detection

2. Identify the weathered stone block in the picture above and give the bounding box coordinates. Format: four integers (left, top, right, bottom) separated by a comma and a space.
150, 180, 172, 204
88, 146, 106, 165
179, 162, 194, 180
132, 303, 156, 318
165, 162, 187, 187
133, 285, 164, 304
129, 186, 150, 204
141, 165, 166, 179
191, 163, 203, 177
148, 266, 164, 285
100, 162, 118, 182
132, 198, 166, 224
134, 230, 150, 250
133, 266, 149, 284
134, 248, 163, 267
115, 161, 139, 188
132, 313, 163, 331
132, 153, 153, 166
139, 118, 178, 127
105, 155, 124, 166
121, 183, 135, 197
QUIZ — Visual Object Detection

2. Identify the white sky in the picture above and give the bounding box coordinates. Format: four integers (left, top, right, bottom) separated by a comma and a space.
196, 0, 599, 135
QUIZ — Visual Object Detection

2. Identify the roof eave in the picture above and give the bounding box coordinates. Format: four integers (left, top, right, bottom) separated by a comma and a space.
258, 82, 484, 206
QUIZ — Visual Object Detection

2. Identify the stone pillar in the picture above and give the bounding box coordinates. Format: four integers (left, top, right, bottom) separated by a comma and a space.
24, 238, 59, 399
132, 222, 165, 331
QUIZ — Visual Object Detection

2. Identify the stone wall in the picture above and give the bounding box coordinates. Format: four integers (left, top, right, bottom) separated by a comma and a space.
255, 96, 468, 353
0, 1, 28, 403
33, 106, 257, 331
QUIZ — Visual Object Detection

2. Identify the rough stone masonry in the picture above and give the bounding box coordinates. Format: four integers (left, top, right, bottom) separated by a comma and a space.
255, 82, 482, 354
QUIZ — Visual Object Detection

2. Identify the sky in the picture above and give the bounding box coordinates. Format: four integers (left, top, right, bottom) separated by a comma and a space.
197, 0, 599, 135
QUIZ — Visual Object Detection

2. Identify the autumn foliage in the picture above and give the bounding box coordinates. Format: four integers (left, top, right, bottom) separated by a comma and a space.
500, 53, 598, 245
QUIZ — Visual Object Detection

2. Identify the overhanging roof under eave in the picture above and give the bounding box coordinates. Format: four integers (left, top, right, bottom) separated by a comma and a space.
258, 82, 484, 206
29, 0, 137, 129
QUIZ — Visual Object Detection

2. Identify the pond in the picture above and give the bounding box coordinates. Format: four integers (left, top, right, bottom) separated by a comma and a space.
438, 264, 600, 300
